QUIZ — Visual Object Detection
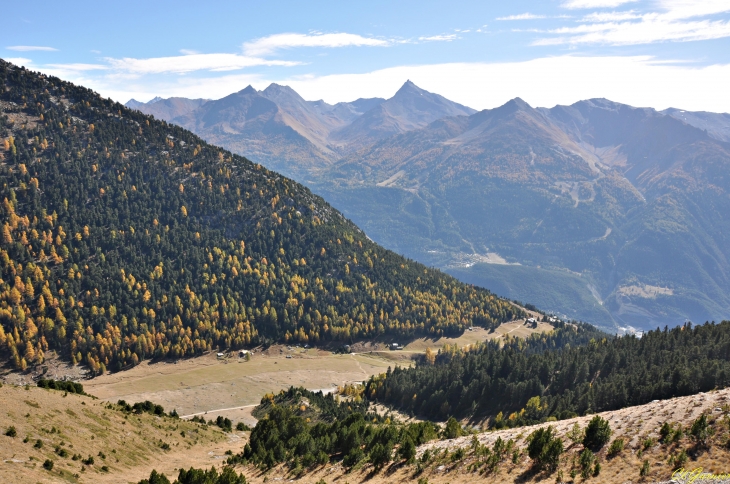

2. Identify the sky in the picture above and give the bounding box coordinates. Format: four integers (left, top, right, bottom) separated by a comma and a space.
2, 0, 730, 112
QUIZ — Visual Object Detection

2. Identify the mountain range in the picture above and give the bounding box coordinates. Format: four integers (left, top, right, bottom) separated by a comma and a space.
127, 82, 730, 331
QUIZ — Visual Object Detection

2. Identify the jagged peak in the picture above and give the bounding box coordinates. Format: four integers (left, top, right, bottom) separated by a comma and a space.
238, 85, 258, 95
394, 80, 425, 96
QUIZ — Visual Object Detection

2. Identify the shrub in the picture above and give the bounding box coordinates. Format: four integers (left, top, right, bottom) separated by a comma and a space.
642, 437, 656, 450
579, 449, 595, 479
137, 469, 171, 484
4, 426, 16, 437
690, 414, 714, 447
43, 459, 54, 470
34, 439, 43, 449
640, 459, 650, 477
82, 455, 94, 465
369, 442, 392, 469
398, 437, 416, 463
527, 426, 563, 472
672, 450, 688, 470
37, 379, 85, 395
235, 422, 250, 431
607, 438, 624, 456
583, 416, 612, 450
566, 422, 584, 445
442, 417, 463, 439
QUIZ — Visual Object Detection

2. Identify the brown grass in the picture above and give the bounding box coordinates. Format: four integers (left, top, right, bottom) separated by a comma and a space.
0, 383, 238, 484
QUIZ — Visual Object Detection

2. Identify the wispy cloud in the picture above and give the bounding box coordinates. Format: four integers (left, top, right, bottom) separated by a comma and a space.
497, 13, 548, 21
6, 45, 58, 52
105, 53, 300, 75
5, 57, 32, 66
243, 32, 389, 56
47, 63, 108, 71
562, 0, 638, 9
418, 34, 458, 41
536, 0, 730, 45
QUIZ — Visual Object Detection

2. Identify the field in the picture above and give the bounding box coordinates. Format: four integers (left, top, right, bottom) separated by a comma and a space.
81, 318, 550, 425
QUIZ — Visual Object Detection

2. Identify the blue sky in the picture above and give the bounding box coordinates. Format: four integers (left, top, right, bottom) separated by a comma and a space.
3, 0, 730, 112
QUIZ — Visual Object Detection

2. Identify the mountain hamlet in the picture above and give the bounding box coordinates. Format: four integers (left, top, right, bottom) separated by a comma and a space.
128, 80, 730, 332
3, 57, 730, 484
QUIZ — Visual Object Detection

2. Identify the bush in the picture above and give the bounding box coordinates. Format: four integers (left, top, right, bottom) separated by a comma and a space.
4, 426, 16, 437
527, 426, 563, 472
672, 449, 688, 470
398, 437, 416, 463
137, 469, 172, 484
43, 459, 54, 470
579, 449, 595, 479
34, 439, 43, 448
215, 416, 232, 432
37, 379, 85, 394
442, 417, 463, 439
640, 459, 650, 477
607, 438, 624, 456
583, 416, 611, 450
235, 422, 250, 431
566, 422, 584, 445
369, 442, 392, 469
690, 414, 714, 447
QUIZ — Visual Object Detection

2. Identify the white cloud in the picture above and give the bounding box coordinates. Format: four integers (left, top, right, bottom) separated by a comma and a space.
179, 49, 200, 55
38, 55, 730, 114
418, 34, 458, 41
6, 45, 58, 52
537, 1, 730, 45
497, 13, 547, 21
276, 56, 730, 113
581, 10, 642, 21
105, 53, 300, 75
47, 63, 108, 71
562, 0, 638, 9
5, 57, 32, 66
243, 32, 389, 56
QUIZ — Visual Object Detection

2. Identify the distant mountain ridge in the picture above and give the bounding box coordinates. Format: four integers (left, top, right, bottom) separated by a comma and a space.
126, 80, 472, 178
126, 85, 730, 331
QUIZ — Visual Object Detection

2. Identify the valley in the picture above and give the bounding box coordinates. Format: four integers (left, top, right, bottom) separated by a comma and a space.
130, 84, 730, 331
79, 318, 549, 425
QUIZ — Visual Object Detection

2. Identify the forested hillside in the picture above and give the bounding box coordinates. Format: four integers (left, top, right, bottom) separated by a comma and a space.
367, 321, 730, 425
0, 59, 522, 374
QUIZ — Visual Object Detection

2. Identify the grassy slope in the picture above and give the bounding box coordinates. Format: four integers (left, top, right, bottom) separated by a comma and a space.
0, 384, 230, 484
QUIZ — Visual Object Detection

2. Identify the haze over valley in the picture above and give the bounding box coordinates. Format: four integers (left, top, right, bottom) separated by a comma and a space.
128, 82, 730, 331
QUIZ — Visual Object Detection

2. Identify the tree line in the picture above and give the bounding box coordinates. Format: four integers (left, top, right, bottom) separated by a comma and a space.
366, 321, 730, 425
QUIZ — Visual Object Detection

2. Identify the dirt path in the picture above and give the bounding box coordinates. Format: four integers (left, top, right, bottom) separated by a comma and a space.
181, 404, 257, 419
